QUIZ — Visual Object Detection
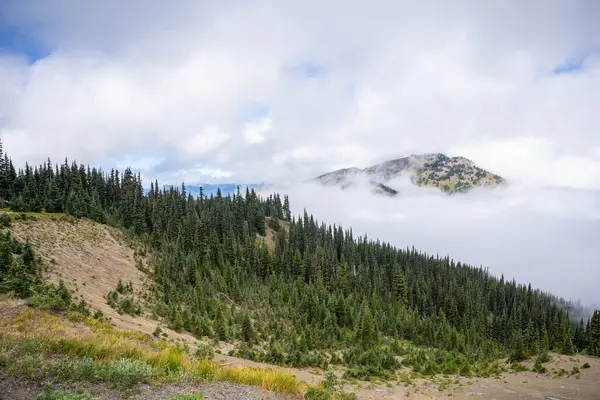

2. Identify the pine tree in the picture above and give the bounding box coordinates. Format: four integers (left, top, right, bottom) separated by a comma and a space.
392, 263, 408, 306
242, 313, 255, 344
358, 301, 375, 345
588, 311, 600, 356
510, 330, 526, 362
215, 306, 228, 341
337, 260, 349, 295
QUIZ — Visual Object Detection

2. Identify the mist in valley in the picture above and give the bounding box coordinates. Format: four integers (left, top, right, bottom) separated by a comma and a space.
264, 176, 600, 308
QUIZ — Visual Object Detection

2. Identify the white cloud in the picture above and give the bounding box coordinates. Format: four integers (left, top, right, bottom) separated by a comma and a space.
1, 0, 600, 304
264, 180, 600, 305
242, 117, 271, 144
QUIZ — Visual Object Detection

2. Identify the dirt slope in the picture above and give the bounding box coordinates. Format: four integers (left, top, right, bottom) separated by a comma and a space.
10, 218, 189, 343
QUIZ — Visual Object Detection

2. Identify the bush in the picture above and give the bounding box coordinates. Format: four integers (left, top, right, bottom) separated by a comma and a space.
323, 370, 340, 392
510, 362, 529, 372
153, 325, 163, 337
571, 366, 580, 375
304, 387, 331, 400
27, 281, 72, 311
50, 357, 97, 381
334, 393, 358, 400
195, 343, 214, 360
538, 350, 550, 363
0, 213, 11, 227
169, 394, 205, 400
37, 386, 98, 400
99, 358, 153, 387
533, 358, 546, 374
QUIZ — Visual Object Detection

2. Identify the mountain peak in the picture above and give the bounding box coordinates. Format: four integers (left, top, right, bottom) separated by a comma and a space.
315, 153, 504, 195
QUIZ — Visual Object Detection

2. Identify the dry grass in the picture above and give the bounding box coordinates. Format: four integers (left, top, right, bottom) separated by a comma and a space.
0, 300, 305, 397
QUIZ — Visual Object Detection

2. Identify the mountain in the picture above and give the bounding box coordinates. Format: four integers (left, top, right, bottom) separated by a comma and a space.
144, 183, 263, 197
315, 153, 505, 195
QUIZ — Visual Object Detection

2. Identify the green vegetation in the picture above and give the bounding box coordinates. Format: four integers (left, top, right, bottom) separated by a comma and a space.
107, 281, 142, 316
0, 306, 304, 396
169, 394, 205, 400
38, 386, 98, 400
0, 138, 598, 388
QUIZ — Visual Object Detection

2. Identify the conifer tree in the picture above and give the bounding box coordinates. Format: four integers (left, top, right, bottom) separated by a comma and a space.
392, 263, 408, 306
588, 311, 600, 356
358, 301, 375, 345
242, 313, 255, 344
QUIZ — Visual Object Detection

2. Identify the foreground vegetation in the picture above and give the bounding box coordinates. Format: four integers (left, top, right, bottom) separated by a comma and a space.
0, 300, 303, 396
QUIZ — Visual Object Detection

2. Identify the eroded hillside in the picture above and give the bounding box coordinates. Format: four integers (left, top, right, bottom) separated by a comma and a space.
8, 216, 203, 348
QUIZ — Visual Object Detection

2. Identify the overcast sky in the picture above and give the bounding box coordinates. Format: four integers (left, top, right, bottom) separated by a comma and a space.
1, 1, 599, 303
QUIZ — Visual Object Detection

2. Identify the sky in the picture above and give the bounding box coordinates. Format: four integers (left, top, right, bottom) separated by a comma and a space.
0, 1, 599, 303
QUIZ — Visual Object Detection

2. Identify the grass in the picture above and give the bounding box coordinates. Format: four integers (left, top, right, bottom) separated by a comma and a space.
0, 305, 304, 397
37, 385, 98, 400
169, 394, 205, 400
0, 209, 68, 221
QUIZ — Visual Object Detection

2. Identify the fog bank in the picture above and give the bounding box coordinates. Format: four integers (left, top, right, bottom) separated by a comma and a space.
263, 178, 600, 305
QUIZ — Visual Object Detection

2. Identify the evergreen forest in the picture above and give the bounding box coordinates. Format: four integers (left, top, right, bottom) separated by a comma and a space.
0, 139, 598, 379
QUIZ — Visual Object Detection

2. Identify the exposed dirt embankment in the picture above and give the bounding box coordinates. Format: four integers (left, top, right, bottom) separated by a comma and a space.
9, 218, 189, 343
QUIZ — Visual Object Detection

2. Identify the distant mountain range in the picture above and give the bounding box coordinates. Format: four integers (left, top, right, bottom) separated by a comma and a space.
315, 153, 505, 195
145, 184, 263, 198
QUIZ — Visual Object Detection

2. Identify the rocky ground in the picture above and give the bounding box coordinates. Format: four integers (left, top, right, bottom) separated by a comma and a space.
0, 375, 288, 400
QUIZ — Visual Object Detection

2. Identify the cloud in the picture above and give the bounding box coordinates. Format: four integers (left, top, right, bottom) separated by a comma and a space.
243, 117, 271, 144
1, 1, 599, 304
0, 0, 599, 185
264, 179, 600, 305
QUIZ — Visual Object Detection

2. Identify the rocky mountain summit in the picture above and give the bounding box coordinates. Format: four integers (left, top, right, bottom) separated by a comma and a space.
315, 153, 504, 195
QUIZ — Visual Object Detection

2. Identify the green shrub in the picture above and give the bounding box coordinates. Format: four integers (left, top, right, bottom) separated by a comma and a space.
169, 394, 205, 400
571, 366, 580, 375
50, 357, 96, 381
510, 362, 529, 372
27, 281, 72, 311
0, 213, 11, 227
533, 358, 546, 374
195, 343, 214, 360
538, 349, 550, 363
323, 370, 340, 391
37, 386, 98, 400
304, 387, 332, 400
334, 392, 358, 400
98, 358, 154, 387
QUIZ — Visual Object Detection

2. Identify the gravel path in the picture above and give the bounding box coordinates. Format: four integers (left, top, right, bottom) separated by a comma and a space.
0, 375, 291, 400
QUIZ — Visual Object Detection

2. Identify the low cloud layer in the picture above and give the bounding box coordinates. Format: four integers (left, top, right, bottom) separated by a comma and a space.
264, 179, 600, 306
1, 0, 600, 188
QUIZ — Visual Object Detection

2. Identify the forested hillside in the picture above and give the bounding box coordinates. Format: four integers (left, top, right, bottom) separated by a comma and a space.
0, 139, 598, 379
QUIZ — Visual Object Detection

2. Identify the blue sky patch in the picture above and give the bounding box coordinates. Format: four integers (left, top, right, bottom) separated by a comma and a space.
0, 24, 49, 63
283, 61, 327, 79
238, 103, 269, 123
552, 57, 584, 75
